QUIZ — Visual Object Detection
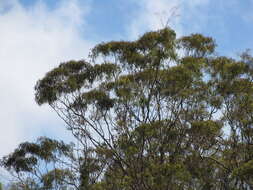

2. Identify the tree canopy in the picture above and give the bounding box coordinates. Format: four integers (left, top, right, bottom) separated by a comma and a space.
2, 27, 253, 190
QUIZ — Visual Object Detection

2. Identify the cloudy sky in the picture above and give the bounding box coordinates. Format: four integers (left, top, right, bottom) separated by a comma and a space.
0, 0, 253, 181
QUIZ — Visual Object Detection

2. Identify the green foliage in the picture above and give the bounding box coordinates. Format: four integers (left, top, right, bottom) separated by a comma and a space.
3, 27, 253, 190
41, 169, 74, 189
179, 33, 216, 57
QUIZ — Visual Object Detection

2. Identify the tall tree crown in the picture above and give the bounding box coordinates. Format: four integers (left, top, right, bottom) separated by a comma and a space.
2, 28, 253, 190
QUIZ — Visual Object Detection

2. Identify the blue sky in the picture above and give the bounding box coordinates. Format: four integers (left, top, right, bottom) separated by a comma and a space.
18, 0, 253, 54
0, 0, 252, 181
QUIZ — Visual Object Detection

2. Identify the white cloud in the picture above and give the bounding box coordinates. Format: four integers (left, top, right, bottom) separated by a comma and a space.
128, 0, 210, 39
0, 0, 93, 177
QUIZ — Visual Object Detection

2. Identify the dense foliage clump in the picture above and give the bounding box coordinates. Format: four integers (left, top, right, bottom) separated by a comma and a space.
2, 28, 253, 190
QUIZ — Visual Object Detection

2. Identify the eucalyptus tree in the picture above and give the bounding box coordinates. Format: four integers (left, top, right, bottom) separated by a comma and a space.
2, 28, 253, 190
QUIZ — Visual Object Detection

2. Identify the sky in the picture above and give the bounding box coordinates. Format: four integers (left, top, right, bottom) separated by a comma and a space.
0, 0, 253, 182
